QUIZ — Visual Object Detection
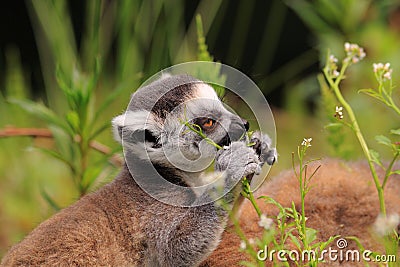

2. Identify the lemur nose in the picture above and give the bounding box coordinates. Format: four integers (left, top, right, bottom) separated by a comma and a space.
241, 119, 250, 131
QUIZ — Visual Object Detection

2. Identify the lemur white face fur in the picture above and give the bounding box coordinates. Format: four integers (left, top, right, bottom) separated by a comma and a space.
112, 74, 276, 206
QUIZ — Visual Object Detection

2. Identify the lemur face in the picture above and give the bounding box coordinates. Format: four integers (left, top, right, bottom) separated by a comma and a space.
112, 75, 249, 173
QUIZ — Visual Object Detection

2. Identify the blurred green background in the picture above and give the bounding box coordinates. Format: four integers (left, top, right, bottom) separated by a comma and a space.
1, 0, 400, 258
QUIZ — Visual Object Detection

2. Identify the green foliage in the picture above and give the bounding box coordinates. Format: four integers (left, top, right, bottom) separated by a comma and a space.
322, 42, 399, 266
0, 1, 189, 211
239, 140, 337, 266
285, 0, 372, 35
4, 2, 224, 206
1, 1, 228, 254
318, 74, 353, 159
194, 15, 226, 98
8, 1, 120, 200
196, 14, 213, 63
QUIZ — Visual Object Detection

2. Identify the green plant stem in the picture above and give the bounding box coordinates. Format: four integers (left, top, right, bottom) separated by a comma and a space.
182, 120, 222, 150
230, 213, 262, 266
323, 64, 387, 216
301, 192, 307, 246
378, 78, 400, 117
243, 178, 262, 217
382, 151, 400, 189
387, 97, 400, 117
77, 135, 88, 196
297, 148, 308, 248
80, 148, 88, 195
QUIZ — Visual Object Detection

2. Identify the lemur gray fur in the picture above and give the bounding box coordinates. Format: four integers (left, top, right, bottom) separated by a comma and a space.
1, 74, 276, 266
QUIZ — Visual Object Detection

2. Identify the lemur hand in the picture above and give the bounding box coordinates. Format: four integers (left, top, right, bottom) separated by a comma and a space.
249, 131, 277, 166
215, 141, 261, 181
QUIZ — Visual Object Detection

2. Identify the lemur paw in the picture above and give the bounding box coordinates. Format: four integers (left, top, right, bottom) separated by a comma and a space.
250, 131, 277, 166
215, 141, 261, 181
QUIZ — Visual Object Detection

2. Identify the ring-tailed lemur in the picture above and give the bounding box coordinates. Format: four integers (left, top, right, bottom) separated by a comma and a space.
2, 74, 276, 266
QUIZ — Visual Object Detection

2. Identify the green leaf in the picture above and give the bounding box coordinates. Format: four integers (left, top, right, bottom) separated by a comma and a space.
305, 227, 317, 245
318, 235, 338, 251
48, 124, 77, 168
38, 147, 71, 167
288, 233, 301, 250
85, 56, 102, 96
55, 66, 73, 96
358, 88, 375, 95
390, 128, 400, 136
375, 135, 392, 147
8, 98, 73, 136
391, 170, 400, 175
260, 196, 284, 211
369, 149, 383, 167
196, 14, 213, 62
324, 123, 343, 130
91, 81, 131, 127
90, 121, 112, 140
81, 167, 103, 192
40, 189, 60, 211
66, 111, 80, 132
291, 201, 299, 217
358, 88, 384, 102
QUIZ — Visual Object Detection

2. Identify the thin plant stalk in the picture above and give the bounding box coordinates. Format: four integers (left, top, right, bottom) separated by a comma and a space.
242, 177, 262, 217
382, 151, 399, 189
323, 58, 386, 216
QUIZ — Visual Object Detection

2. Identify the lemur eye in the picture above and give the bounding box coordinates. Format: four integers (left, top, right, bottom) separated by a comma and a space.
195, 117, 217, 131
203, 119, 214, 128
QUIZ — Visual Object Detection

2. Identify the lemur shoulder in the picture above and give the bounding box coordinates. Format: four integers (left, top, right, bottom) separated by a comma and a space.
1, 74, 276, 266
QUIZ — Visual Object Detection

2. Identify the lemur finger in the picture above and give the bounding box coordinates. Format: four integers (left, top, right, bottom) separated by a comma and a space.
215, 141, 259, 173
244, 163, 261, 177
264, 147, 277, 165
250, 131, 277, 165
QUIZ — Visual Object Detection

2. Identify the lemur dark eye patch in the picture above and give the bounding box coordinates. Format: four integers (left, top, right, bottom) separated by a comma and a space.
145, 129, 158, 144
129, 129, 160, 148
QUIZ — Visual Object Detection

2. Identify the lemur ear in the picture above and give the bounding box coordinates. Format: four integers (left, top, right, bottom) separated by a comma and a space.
112, 110, 160, 146
111, 114, 125, 143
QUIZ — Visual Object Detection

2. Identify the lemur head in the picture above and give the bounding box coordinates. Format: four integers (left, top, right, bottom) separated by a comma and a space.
113, 75, 249, 172
112, 74, 250, 177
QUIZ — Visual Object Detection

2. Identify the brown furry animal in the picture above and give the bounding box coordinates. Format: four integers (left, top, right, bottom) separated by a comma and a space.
1, 75, 276, 266
203, 159, 400, 266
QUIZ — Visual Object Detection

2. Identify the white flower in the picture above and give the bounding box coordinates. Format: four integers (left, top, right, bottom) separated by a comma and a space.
332, 70, 340, 78
334, 106, 344, 119
383, 71, 392, 80
344, 42, 366, 63
373, 62, 393, 80
301, 138, 312, 147
239, 240, 247, 250
327, 54, 340, 78
258, 214, 273, 230
373, 213, 400, 236
344, 42, 351, 52
373, 63, 383, 73
329, 54, 338, 63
